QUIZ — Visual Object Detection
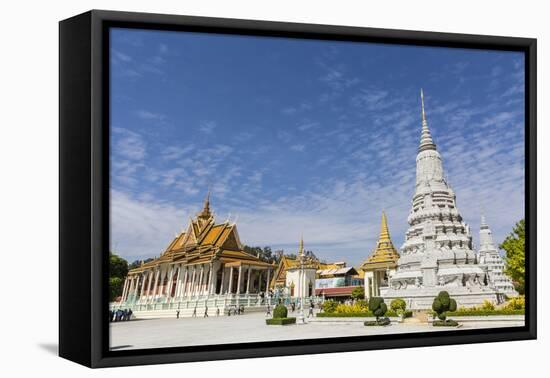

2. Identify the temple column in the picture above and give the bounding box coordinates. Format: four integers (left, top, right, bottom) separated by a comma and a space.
166, 266, 174, 298
246, 266, 252, 294
228, 266, 234, 294
176, 264, 187, 298
219, 265, 225, 295
145, 270, 153, 298
189, 266, 196, 298
207, 263, 214, 295
181, 267, 189, 298
236, 265, 243, 295
121, 277, 130, 301
265, 269, 271, 295
152, 269, 160, 299
139, 273, 147, 300
258, 271, 263, 293
133, 275, 140, 298
197, 265, 204, 296
174, 265, 182, 298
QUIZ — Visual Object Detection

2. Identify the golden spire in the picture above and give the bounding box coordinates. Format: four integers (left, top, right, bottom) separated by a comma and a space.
360, 211, 400, 270
298, 235, 304, 258
379, 211, 391, 242
198, 190, 212, 219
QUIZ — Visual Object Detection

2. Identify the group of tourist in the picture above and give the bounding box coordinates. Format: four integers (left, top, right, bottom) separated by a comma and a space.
110, 308, 133, 322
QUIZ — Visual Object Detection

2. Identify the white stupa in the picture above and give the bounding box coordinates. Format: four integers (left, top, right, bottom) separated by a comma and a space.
381, 90, 499, 309
478, 214, 519, 300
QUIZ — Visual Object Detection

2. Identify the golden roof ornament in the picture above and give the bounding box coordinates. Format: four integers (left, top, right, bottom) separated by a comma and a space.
360, 211, 400, 271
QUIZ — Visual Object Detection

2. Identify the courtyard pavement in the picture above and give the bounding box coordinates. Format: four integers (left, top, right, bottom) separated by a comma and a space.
109, 311, 525, 350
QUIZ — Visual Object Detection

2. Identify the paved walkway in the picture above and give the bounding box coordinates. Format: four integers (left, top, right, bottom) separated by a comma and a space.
109, 312, 525, 350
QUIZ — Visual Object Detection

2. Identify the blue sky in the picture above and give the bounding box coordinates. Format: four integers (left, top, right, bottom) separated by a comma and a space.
109, 28, 525, 267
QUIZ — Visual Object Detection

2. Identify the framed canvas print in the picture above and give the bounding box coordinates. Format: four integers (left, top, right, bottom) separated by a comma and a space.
59, 10, 537, 368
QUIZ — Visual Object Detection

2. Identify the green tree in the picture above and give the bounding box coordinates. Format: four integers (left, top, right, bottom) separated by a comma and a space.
110, 252, 129, 278
351, 287, 365, 300
109, 252, 129, 301
500, 219, 525, 294
109, 277, 124, 302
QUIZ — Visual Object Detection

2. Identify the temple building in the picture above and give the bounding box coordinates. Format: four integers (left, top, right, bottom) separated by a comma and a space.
315, 265, 362, 300
360, 212, 400, 298
271, 239, 361, 300
381, 90, 499, 309
284, 238, 318, 298
115, 193, 276, 317
478, 215, 518, 300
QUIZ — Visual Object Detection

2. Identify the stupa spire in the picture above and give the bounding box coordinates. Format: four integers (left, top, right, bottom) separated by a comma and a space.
198, 190, 212, 219
480, 213, 489, 229
379, 211, 391, 242
298, 235, 304, 258
419, 89, 437, 152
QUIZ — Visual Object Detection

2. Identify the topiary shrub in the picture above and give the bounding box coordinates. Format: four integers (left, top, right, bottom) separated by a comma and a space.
368, 297, 388, 320
322, 299, 338, 313
273, 304, 288, 319
390, 298, 407, 314
432, 291, 458, 325
433, 319, 458, 327
365, 297, 389, 326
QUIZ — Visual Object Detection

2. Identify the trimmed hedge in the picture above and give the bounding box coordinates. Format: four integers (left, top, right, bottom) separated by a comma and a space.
266, 317, 296, 325
446, 309, 525, 316
317, 310, 412, 318
433, 319, 459, 327
364, 318, 391, 326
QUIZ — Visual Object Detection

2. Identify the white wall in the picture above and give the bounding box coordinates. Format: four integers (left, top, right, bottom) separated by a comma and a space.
1, 0, 546, 376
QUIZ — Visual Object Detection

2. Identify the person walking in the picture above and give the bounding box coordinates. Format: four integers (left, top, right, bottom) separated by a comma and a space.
192, 306, 197, 317
204, 305, 209, 317
266, 304, 271, 316
176, 310, 180, 319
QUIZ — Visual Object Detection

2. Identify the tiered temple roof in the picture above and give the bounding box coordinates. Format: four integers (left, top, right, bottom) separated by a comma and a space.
360, 212, 400, 271
128, 194, 274, 275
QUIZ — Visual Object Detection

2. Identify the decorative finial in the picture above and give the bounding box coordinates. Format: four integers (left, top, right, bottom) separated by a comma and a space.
198, 190, 212, 219
418, 89, 437, 152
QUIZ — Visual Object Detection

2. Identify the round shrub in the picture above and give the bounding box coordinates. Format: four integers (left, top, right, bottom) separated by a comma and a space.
322, 300, 338, 313
432, 291, 457, 321
390, 298, 407, 313
273, 304, 288, 319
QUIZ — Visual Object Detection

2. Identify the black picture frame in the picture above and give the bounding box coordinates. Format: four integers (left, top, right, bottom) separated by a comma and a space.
59, 9, 537, 368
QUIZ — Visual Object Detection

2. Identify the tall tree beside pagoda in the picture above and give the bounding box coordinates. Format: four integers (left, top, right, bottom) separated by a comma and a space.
500, 219, 525, 295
